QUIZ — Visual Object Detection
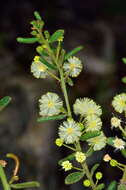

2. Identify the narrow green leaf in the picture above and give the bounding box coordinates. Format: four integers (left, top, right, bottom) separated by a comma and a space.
95, 183, 105, 190
107, 181, 117, 190
65, 46, 83, 60
122, 58, 126, 64
37, 114, 66, 123
40, 57, 57, 70
0, 96, 12, 111
58, 153, 75, 166
107, 137, 114, 146
17, 37, 38, 44
34, 11, 42, 20
49, 30, 64, 43
10, 181, 40, 189
122, 76, 126, 84
121, 149, 126, 158
80, 131, 101, 141
91, 163, 100, 177
65, 172, 85, 185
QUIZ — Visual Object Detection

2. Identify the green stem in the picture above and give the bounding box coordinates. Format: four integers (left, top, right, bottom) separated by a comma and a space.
121, 166, 126, 183
59, 68, 72, 117
82, 163, 96, 189
119, 125, 126, 137
38, 29, 72, 117
73, 166, 83, 172
63, 144, 76, 151
0, 165, 11, 190
75, 141, 95, 190
47, 70, 60, 81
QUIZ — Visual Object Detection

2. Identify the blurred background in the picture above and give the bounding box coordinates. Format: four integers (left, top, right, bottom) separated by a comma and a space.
0, 0, 126, 189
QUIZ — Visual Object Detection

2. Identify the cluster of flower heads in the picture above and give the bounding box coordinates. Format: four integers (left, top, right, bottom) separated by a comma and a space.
110, 93, 126, 150
31, 55, 83, 79
61, 151, 86, 171
54, 97, 107, 151
73, 97, 106, 151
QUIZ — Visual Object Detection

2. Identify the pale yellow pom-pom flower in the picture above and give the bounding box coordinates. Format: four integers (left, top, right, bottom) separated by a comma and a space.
75, 152, 86, 163
61, 161, 73, 171
111, 117, 121, 128
113, 137, 125, 150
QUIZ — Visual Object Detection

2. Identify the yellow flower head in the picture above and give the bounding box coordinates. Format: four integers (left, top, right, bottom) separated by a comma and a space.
83, 179, 91, 187
73, 98, 102, 117
59, 118, 81, 144
61, 161, 73, 171
63, 56, 82, 78
95, 172, 103, 180
112, 93, 126, 113
34, 56, 40, 62
87, 132, 106, 151
111, 117, 121, 128
85, 115, 102, 132
75, 152, 86, 163
113, 137, 125, 150
55, 138, 64, 147
39, 92, 63, 116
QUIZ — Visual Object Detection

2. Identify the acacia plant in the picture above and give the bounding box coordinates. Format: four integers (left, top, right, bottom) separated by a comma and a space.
16, 11, 126, 190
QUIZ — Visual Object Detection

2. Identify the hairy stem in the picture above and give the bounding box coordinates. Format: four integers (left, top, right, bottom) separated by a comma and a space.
59, 68, 72, 117
75, 141, 95, 190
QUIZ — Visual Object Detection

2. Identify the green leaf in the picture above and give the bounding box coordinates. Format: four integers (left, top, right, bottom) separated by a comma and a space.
17, 37, 38, 44
49, 30, 64, 43
58, 153, 75, 166
121, 149, 126, 158
95, 183, 105, 190
91, 163, 100, 177
0, 96, 12, 111
37, 114, 66, 123
107, 181, 117, 190
122, 76, 126, 84
80, 131, 101, 141
34, 11, 42, 20
107, 137, 114, 146
10, 181, 40, 189
40, 57, 57, 70
66, 77, 74, 86
122, 58, 126, 64
65, 172, 85, 185
65, 46, 83, 60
